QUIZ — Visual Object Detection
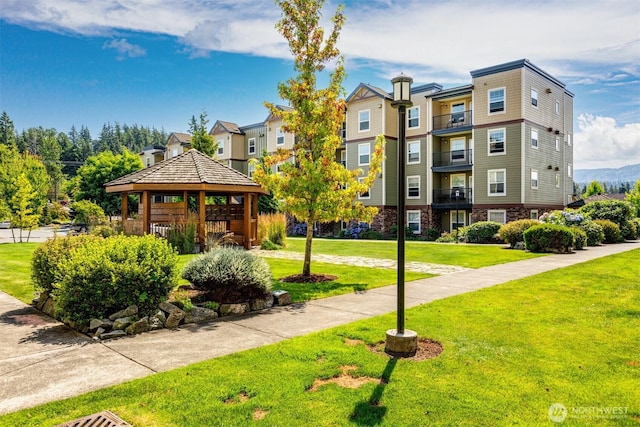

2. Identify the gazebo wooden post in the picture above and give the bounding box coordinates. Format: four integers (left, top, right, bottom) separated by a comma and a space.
243, 192, 251, 249
198, 190, 206, 251
183, 191, 189, 218
121, 193, 128, 221
142, 190, 151, 235
252, 193, 259, 245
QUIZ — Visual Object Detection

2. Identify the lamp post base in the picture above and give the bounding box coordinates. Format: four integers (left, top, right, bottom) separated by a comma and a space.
384, 329, 418, 358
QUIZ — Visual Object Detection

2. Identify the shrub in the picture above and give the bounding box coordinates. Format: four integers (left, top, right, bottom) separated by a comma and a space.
54, 235, 178, 324
540, 209, 585, 226
498, 219, 540, 248
620, 220, 638, 240
435, 231, 457, 243
31, 235, 100, 293
578, 221, 604, 246
464, 221, 502, 244
181, 247, 272, 302
167, 215, 197, 254
523, 224, 574, 253
630, 218, 640, 239
579, 200, 634, 227
360, 228, 384, 240
71, 200, 107, 227
593, 219, 622, 243
91, 224, 118, 238
340, 223, 372, 239
570, 227, 587, 250
422, 228, 440, 241
260, 239, 281, 250
258, 213, 287, 248
290, 222, 307, 237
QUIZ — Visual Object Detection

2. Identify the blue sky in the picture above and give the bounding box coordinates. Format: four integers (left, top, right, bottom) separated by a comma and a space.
0, 0, 639, 169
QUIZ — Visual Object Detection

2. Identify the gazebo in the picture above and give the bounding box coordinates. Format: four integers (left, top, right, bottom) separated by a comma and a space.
105, 149, 267, 249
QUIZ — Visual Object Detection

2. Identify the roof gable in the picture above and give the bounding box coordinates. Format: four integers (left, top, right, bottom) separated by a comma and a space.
210, 120, 243, 135
346, 83, 390, 103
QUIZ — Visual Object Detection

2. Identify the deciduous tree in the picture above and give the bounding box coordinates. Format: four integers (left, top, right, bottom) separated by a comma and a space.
582, 180, 606, 198
625, 179, 640, 216
253, 0, 385, 276
10, 174, 41, 242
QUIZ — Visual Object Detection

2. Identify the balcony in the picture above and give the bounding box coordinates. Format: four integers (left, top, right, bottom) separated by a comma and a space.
432, 187, 473, 209
432, 110, 472, 134
432, 149, 473, 172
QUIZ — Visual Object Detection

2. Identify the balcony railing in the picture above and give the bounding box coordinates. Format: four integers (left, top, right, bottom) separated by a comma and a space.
433, 187, 473, 205
433, 110, 472, 131
433, 149, 473, 168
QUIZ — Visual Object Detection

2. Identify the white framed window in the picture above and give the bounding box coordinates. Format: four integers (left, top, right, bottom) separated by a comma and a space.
248, 137, 256, 155
451, 137, 466, 162
555, 100, 560, 114
248, 163, 255, 178
358, 110, 370, 132
555, 173, 560, 188
276, 128, 285, 145
407, 140, 420, 164
341, 121, 347, 139
567, 133, 572, 146
489, 87, 505, 114
340, 220, 347, 230
531, 169, 538, 189
407, 175, 420, 198
358, 143, 370, 165
568, 163, 572, 178
488, 209, 507, 224
340, 150, 346, 167
217, 139, 224, 156
555, 137, 560, 151
408, 106, 420, 129
530, 209, 539, 220
488, 169, 506, 196
531, 89, 538, 107
531, 129, 538, 148
407, 210, 421, 234
357, 177, 370, 199
488, 128, 505, 155
451, 102, 465, 124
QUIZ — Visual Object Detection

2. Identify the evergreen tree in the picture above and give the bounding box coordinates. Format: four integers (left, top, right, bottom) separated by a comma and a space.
0, 111, 17, 148
189, 112, 217, 157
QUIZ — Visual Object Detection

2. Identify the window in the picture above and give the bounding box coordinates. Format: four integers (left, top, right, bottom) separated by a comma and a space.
248, 163, 255, 178
568, 163, 572, 178
451, 102, 465, 124
358, 177, 370, 199
407, 140, 420, 164
340, 150, 346, 167
407, 210, 421, 234
172, 148, 178, 158
248, 137, 256, 155
358, 143, 370, 165
531, 129, 538, 148
531, 169, 538, 189
530, 210, 539, 220
358, 110, 370, 132
531, 89, 538, 107
567, 133, 572, 146
217, 140, 224, 156
146, 157, 151, 167
489, 87, 505, 113
488, 169, 506, 196
451, 210, 465, 231
276, 128, 284, 145
555, 173, 560, 188
408, 106, 420, 129
451, 138, 466, 162
488, 129, 505, 155
341, 121, 347, 139
407, 176, 420, 198
555, 137, 560, 151
488, 209, 506, 224
555, 100, 560, 114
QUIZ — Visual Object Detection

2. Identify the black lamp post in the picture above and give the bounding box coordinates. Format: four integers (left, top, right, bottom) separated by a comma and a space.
385, 73, 418, 357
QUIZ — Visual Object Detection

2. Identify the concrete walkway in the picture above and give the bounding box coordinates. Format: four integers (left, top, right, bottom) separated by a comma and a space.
0, 241, 638, 415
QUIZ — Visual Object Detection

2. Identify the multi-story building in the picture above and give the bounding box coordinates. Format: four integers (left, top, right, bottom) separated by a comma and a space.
142, 59, 574, 236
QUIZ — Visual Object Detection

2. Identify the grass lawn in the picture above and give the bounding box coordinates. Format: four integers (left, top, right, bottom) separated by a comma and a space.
2, 249, 637, 426
0, 242, 40, 303
282, 237, 546, 268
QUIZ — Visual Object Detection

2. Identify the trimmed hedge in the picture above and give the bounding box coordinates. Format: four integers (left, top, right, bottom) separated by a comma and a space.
523, 224, 574, 253
463, 221, 503, 244
498, 219, 540, 248
54, 235, 178, 323
593, 219, 622, 243
578, 221, 604, 246
580, 200, 634, 227
570, 227, 587, 250
621, 220, 638, 240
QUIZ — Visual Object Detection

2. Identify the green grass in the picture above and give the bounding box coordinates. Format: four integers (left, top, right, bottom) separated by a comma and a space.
283, 237, 546, 268
2, 249, 638, 426
0, 242, 40, 303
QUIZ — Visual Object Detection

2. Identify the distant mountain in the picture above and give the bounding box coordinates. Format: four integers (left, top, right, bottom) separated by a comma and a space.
574, 164, 640, 184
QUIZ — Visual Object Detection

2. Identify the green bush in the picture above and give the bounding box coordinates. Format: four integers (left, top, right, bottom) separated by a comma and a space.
523, 224, 574, 253
464, 221, 502, 244
498, 219, 540, 248
593, 219, 622, 243
55, 235, 178, 324
90, 224, 118, 238
31, 235, 100, 293
578, 221, 604, 246
260, 239, 282, 250
570, 227, 587, 250
422, 228, 440, 241
435, 231, 457, 243
360, 229, 384, 240
258, 213, 287, 247
620, 220, 638, 240
182, 247, 272, 302
71, 200, 107, 226
580, 200, 634, 227
631, 218, 640, 239
167, 217, 197, 254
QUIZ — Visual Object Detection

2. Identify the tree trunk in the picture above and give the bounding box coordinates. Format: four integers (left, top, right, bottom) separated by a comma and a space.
302, 219, 314, 277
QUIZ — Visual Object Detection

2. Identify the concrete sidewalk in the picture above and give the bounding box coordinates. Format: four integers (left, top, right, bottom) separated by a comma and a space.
1, 241, 638, 415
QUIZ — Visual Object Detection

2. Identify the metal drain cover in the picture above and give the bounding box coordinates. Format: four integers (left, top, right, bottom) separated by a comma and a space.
54, 410, 132, 427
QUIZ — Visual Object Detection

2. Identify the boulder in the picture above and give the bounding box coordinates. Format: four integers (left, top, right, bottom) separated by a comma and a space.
100, 330, 127, 340
272, 290, 292, 306
219, 303, 250, 317
94, 327, 106, 338
41, 297, 56, 317
125, 317, 150, 335
165, 309, 186, 329
149, 316, 164, 330
34, 291, 49, 310
112, 316, 134, 330
109, 305, 138, 321
153, 310, 166, 324
158, 301, 182, 315
89, 318, 113, 331
184, 307, 218, 324
250, 295, 274, 311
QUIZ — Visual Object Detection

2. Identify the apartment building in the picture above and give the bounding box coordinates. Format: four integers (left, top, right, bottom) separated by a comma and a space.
142, 59, 573, 235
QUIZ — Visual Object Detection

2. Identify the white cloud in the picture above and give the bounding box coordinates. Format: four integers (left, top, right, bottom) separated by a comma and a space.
574, 114, 640, 169
103, 38, 146, 59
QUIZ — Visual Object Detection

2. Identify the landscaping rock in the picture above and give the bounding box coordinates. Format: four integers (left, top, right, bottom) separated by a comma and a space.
94, 327, 106, 338
109, 305, 138, 321
149, 316, 164, 330
89, 318, 113, 331
125, 317, 150, 335
165, 309, 186, 329
514, 241, 526, 250
184, 307, 218, 324
159, 301, 182, 315
100, 330, 127, 340
153, 310, 166, 324
34, 291, 49, 310
219, 303, 250, 317
112, 316, 134, 330
272, 290, 291, 306
66, 319, 89, 334
41, 297, 56, 317
251, 295, 274, 311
